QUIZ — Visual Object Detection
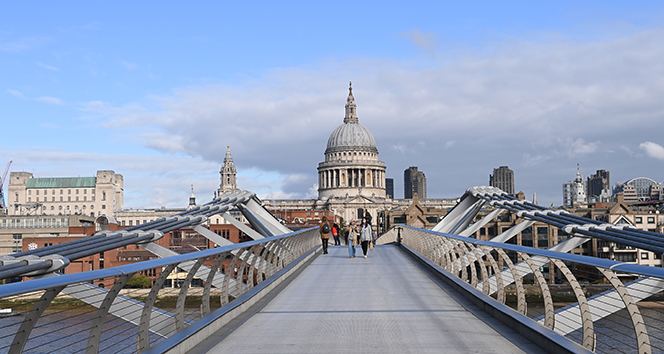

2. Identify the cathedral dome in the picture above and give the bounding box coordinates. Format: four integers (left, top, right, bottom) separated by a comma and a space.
326, 122, 377, 153
324, 83, 377, 154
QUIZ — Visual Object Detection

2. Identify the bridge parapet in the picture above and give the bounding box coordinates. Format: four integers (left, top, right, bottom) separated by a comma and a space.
380, 225, 664, 354
0, 227, 320, 353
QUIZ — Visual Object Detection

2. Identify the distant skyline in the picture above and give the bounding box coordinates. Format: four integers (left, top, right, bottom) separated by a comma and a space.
2, 2, 664, 209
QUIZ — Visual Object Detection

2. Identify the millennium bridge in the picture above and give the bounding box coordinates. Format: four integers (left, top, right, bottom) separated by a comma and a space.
1, 187, 664, 353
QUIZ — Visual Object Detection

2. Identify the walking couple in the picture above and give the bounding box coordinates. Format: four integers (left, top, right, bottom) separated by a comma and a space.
346, 218, 372, 259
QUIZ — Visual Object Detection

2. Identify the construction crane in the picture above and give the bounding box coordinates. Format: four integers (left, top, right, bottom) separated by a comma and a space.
0, 160, 12, 210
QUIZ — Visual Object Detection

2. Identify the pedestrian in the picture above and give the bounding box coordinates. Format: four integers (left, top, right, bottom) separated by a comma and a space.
332, 222, 340, 246
360, 217, 372, 258
364, 209, 372, 226
347, 220, 357, 258
320, 216, 331, 254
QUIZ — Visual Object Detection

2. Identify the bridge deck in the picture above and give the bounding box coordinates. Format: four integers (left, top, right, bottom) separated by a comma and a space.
194, 244, 544, 353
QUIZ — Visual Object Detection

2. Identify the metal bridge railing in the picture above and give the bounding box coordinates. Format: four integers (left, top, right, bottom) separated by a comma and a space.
379, 226, 664, 354
0, 227, 320, 354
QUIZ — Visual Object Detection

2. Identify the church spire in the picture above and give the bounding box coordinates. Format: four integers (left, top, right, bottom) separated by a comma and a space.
344, 81, 359, 123
188, 184, 196, 209
219, 146, 238, 195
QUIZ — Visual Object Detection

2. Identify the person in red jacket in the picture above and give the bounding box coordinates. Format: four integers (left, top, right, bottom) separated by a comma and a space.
332, 222, 340, 246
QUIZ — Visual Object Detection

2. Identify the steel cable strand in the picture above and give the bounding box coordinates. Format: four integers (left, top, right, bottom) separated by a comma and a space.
77, 272, 136, 352
8, 287, 66, 354
64, 233, 160, 261
565, 227, 664, 255
475, 194, 522, 214
519, 212, 568, 229
528, 211, 664, 253
521, 200, 549, 211
578, 295, 650, 342
27, 284, 112, 326
552, 211, 604, 226
538, 210, 664, 249
594, 227, 664, 250
27, 311, 100, 352
91, 294, 153, 352
56, 232, 145, 258
0, 260, 54, 280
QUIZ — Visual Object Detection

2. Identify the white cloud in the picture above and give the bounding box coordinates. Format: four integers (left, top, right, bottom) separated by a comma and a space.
640, 142, 664, 161
38, 62, 59, 71
35, 96, 63, 105
444, 140, 455, 149
0, 36, 49, 52
400, 28, 438, 57
121, 60, 138, 70
522, 154, 550, 167
559, 138, 599, 157
6, 89, 25, 98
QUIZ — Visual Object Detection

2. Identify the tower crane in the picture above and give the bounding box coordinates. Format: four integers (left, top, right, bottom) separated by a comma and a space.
0, 160, 12, 210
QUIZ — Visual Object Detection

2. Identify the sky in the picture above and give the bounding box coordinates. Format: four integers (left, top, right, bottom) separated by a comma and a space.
2, 1, 664, 209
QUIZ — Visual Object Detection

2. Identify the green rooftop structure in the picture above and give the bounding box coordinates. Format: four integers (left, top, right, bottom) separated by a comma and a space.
26, 177, 96, 189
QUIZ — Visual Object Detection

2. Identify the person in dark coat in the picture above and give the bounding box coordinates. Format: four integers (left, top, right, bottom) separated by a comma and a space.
319, 216, 331, 254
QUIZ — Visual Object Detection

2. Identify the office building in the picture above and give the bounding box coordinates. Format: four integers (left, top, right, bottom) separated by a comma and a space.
489, 166, 514, 196
587, 170, 610, 203
385, 178, 394, 199
404, 167, 426, 199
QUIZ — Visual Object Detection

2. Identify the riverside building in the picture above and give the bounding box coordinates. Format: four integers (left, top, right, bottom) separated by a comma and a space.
6, 170, 123, 217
